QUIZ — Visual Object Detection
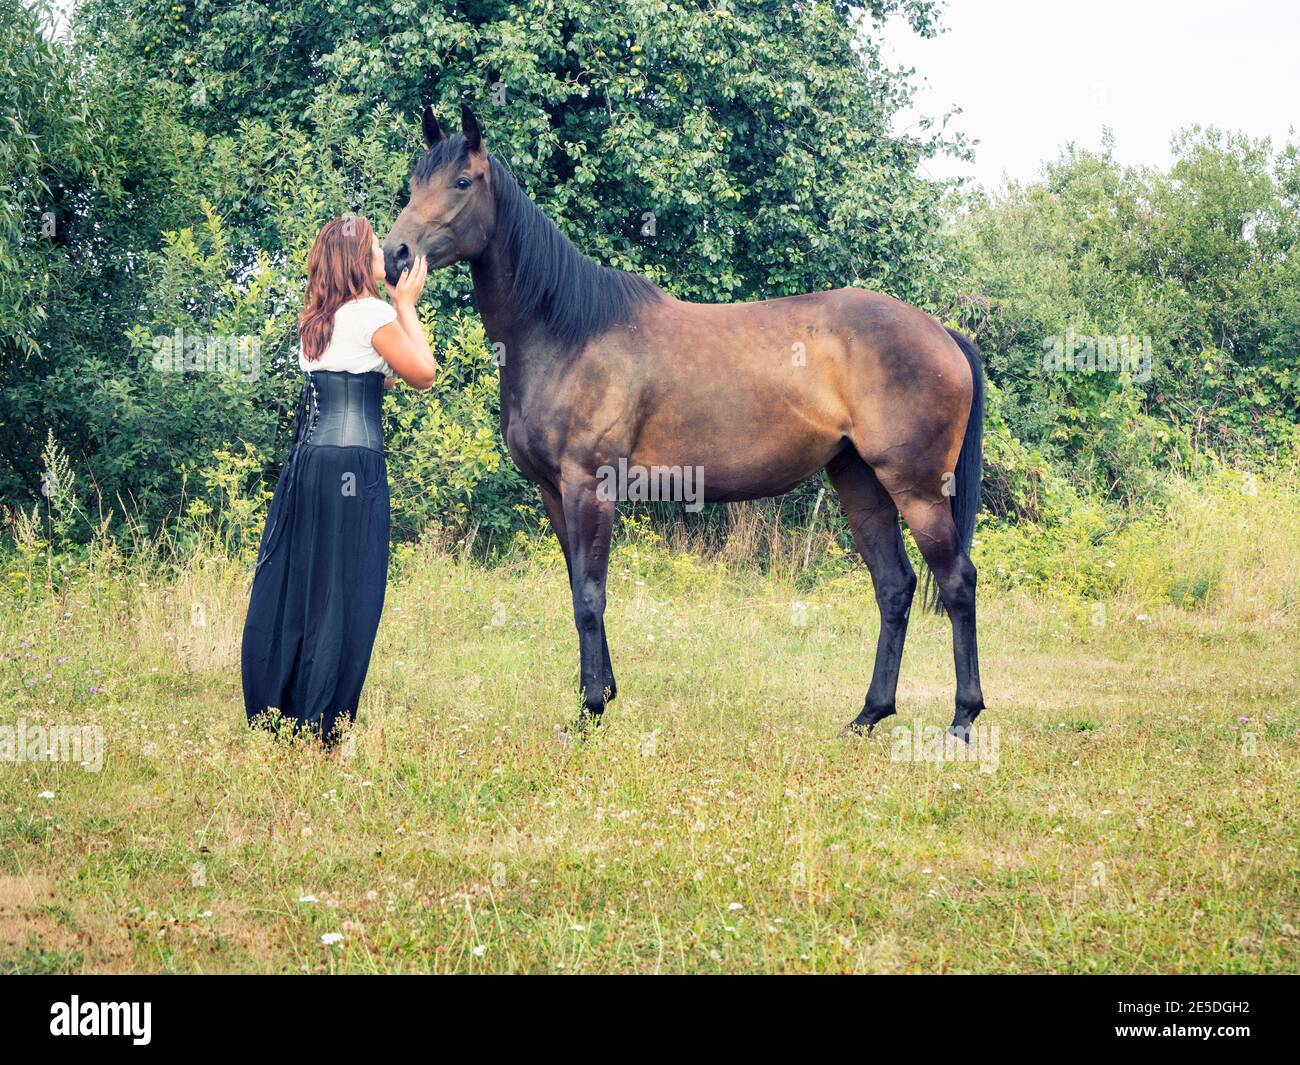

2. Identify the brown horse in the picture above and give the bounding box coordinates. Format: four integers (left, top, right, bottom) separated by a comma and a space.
383, 105, 986, 738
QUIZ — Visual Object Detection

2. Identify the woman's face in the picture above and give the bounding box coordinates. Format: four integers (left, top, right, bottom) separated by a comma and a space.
371, 236, 386, 284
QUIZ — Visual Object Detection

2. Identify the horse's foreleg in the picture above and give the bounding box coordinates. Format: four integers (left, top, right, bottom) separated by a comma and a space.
827, 451, 917, 735
559, 474, 617, 723
540, 481, 617, 705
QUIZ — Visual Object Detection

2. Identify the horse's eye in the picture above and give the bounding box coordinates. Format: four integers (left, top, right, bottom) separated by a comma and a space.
456, 177, 471, 190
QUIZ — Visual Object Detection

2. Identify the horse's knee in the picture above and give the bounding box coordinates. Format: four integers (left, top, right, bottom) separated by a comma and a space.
876, 570, 917, 626
572, 581, 605, 632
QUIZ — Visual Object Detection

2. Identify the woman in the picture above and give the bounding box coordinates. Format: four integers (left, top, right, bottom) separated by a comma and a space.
241, 216, 438, 743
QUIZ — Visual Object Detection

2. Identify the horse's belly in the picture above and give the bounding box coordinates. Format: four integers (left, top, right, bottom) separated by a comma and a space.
630, 413, 844, 501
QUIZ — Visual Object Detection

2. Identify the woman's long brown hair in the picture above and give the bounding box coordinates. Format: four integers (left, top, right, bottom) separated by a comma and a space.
299, 216, 381, 361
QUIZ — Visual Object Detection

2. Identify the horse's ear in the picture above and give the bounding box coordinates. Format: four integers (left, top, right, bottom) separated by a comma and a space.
461, 104, 483, 153
422, 105, 445, 147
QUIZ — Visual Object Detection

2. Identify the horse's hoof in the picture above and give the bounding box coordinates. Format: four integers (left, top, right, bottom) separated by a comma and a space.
561, 711, 603, 739
840, 706, 895, 738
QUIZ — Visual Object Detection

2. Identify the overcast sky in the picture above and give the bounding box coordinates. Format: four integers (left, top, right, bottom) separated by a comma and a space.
880, 0, 1300, 189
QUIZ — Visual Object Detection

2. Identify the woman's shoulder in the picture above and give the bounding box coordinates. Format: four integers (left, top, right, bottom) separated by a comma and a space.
335, 296, 396, 336
336, 295, 395, 318
325, 297, 397, 361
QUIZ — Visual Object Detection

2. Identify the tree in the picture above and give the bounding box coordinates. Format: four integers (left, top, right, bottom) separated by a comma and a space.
5, 0, 956, 539
0, 0, 105, 504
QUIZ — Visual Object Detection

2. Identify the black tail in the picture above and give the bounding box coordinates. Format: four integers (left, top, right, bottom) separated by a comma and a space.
924, 328, 985, 614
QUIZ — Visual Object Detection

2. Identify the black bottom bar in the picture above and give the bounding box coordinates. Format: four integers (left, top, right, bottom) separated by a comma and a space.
1, 974, 1292, 1052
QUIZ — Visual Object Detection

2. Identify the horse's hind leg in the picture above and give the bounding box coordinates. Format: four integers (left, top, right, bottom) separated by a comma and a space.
826, 449, 917, 736
539, 482, 616, 704
884, 485, 985, 739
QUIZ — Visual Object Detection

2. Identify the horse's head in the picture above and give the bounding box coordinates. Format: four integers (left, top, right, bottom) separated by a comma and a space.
383, 104, 495, 285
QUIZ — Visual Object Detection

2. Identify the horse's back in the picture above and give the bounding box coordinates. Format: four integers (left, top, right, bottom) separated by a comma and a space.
624, 287, 971, 479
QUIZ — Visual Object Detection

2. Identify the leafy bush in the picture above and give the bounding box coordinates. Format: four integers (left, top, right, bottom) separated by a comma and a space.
945, 130, 1300, 502
974, 457, 1299, 617
385, 310, 530, 546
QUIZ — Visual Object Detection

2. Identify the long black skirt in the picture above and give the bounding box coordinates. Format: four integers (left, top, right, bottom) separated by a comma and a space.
241, 442, 390, 741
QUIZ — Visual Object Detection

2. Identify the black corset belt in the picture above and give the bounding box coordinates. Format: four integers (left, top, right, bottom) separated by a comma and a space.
303, 370, 386, 451
254, 370, 386, 575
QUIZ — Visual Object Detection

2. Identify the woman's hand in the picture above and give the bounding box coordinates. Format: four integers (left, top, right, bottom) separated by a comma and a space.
374, 254, 437, 389
385, 256, 428, 309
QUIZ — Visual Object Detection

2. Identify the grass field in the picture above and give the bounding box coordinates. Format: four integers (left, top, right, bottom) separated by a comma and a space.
2, 489, 1298, 973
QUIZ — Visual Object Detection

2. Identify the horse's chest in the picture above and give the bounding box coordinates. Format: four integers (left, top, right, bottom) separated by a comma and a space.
501, 409, 554, 482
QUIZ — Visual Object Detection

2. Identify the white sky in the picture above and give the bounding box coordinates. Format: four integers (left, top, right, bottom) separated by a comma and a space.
881, 0, 1300, 188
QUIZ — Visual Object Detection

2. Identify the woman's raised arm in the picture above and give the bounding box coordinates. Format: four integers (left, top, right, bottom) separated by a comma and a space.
373, 258, 437, 389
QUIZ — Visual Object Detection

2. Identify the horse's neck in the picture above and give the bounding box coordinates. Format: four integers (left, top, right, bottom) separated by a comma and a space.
468, 238, 551, 408
468, 239, 517, 343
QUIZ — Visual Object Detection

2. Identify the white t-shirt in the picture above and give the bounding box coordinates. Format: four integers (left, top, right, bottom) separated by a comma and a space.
300, 296, 399, 376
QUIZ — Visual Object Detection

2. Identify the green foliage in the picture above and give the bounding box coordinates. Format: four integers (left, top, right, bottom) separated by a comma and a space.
945, 129, 1300, 504
36, 429, 82, 547
973, 462, 1299, 615
0, 1, 102, 347
5, 2, 1296, 567
74, 0, 952, 305
6, 0, 954, 547
1, 0, 112, 515
385, 309, 528, 544
0, 430, 88, 601
181, 440, 269, 558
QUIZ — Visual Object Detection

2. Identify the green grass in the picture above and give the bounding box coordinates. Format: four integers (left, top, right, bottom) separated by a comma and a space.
2, 524, 1297, 974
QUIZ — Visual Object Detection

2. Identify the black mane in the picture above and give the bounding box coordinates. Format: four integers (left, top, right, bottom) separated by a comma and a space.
414, 135, 660, 349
